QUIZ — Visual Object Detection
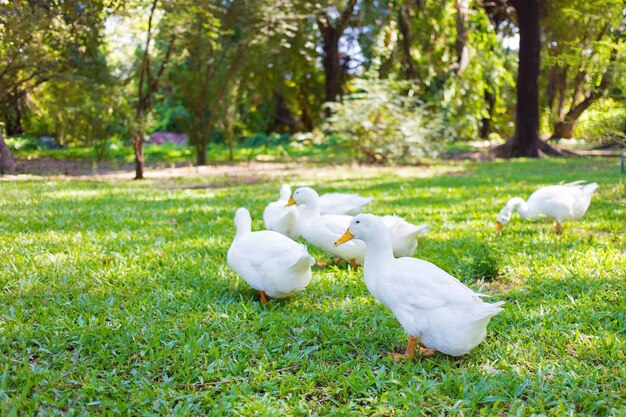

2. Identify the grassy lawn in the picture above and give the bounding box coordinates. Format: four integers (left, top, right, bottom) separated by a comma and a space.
1, 158, 625, 415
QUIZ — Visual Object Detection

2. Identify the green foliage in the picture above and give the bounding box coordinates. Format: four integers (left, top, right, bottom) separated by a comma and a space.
574, 99, 626, 144
542, 0, 625, 135
0, 0, 116, 109
325, 79, 451, 163
1, 158, 625, 414
4, 136, 42, 152
1, 0, 624, 158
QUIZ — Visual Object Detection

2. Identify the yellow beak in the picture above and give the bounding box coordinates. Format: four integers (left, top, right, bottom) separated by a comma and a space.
334, 229, 355, 246
285, 196, 296, 207
495, 221, 503, 233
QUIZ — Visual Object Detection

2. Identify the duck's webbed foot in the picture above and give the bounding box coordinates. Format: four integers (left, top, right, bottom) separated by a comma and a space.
418, 346, 437, 357
390, 336, 417, 360
259, 290, 268, 304
350, 258, 359, 271
555, 222, 563, 234
390, 337, 437, 360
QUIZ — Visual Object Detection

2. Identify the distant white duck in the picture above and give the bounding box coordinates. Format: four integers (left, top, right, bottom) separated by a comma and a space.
496, 181, 598, 234
227, 207, 315, 303
319, 192, 374, 215
382, 215, 428, 258
335, 214, 504, 359
263, 184, 300, 239
287, 187, 365, 269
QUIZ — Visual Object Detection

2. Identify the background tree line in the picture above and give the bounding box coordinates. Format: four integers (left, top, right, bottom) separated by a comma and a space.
0, 0, 624, 176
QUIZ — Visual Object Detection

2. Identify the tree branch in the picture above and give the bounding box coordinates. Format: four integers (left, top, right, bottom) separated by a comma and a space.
336, 0, 358, 32
398, 3, 417, 79
453, 0, 470, 75
147, 33, 176, 95
137, 0, 159, 119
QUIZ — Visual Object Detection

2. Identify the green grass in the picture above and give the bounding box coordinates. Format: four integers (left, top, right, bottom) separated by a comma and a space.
1, 158, 625, 415
11, 141, 356, 165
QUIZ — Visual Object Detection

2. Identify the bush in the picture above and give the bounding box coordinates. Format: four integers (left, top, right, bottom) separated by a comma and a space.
324, 79, 452, 163
243, 132, 290, 148
5, 135, 40, 151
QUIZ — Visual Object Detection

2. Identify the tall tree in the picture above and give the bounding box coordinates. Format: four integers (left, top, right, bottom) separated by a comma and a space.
493, 0, 561, 157
0, 0, 115, 171
131, 0, 176, 179
169, 1, 249, 166
545, 3, 625, 139
171, 0, 302, 165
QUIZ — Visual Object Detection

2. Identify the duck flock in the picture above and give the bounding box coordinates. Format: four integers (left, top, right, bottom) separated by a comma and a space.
227, 181, 598, 359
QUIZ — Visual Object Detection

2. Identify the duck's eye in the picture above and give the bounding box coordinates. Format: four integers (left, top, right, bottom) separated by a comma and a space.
356, 220, 360, 224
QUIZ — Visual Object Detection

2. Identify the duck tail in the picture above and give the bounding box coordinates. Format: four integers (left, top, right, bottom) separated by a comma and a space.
468, 300, 504, 321
410, 224, 429, 236
290, 253, 315, 271
484, 301, 505, 317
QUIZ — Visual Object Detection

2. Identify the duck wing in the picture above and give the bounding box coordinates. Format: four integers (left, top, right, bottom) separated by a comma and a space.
388, 258, 490, 312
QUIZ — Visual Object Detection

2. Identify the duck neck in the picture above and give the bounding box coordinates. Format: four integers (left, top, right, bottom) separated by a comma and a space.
362, 231, 395, 267
508, 197, 531, 219
235, 222, 251, 239
298, 199, 320, 226
279, 185, 291, 202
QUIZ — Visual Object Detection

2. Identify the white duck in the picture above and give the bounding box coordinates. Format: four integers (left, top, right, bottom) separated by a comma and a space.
319, 192, 374, 215
335, 214, 504, 359
287, 187, 365, 269
227, 207, 315, 303
496, 181, 598, 234
382, 215, 428, 258
263, 184, 300, 239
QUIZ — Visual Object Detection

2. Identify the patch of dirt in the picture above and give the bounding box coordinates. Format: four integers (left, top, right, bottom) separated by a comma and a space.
3, 157, 466, 183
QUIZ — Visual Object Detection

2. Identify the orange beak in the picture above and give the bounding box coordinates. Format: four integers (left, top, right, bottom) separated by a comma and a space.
285, 196, 296, 207
334, 229, 355, 246
495, 221, 503, 233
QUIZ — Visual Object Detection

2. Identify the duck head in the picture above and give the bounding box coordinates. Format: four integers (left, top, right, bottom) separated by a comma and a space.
495, 201, 516, 232
335, 213, 385, 246
285, 186, 319, 207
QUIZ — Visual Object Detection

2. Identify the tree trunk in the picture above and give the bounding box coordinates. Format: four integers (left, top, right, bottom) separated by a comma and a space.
550, 48, 617, 140
299, 99, 314, 131
270, 92, 296, 133
4, 91, 23, 136
546, 65, 568, 118
321, 28, 341, 104
454, 0, 470, 75
551, 120, 574, 139
492, 0, 564, 157
316, 0, 357, 107
133, 132, 145, 180
0, 131, 17, 174
550, 95, 601, 140
480, 88, 495, 138
509, 0, 541, 156
196, 141, 207, 166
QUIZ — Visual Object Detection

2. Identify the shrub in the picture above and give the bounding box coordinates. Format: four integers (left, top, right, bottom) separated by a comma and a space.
324, 79, 453, 163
